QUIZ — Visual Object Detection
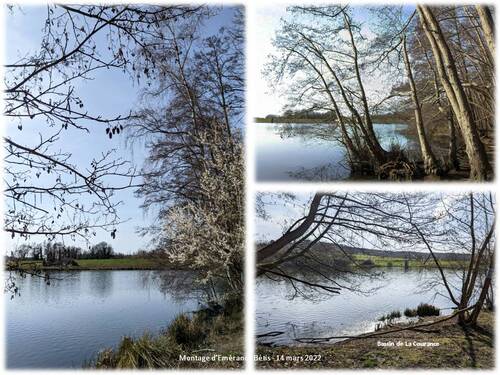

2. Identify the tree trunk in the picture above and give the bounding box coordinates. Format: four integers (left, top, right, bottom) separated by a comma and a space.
402, 35, 440, 175
417, 5, 491, 180
256, 193, 323, 263
295, 31, 380, 165
343, 13, 387, 165
284, 42, 361, 163
475, 5, 495, 61
468, 267, 493, 326
447, 109, 460, 170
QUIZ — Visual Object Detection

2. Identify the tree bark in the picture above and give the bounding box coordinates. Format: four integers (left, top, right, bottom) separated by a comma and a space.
256, 193, 323, 263
293, 32, 364, 165
468, 267, 493, 326
343, 12, 388, 165
475, 5, 495, 61
402, 35, 440, 175
447, 109, 460, 170
294, 46, 360, 162
417, 5, 491, 180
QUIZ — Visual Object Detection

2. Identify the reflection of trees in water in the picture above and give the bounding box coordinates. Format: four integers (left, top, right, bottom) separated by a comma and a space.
288, 163, 349, 181
277, 123, 340, 143
21, 271, 82, 303
89, 271, 113, 298
138, 270, 217, 304
277, 123, 350, 181
275, 123, 375, 180
261, 264, 386, 302
277, 123, 420, 182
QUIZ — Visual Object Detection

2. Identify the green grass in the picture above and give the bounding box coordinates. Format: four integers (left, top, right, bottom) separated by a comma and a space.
13, 258, 166, 270
74, 258, 162, 269
351, 254, 466, 269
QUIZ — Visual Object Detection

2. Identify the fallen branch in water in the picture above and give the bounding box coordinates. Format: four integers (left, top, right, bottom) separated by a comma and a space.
294, 305, 476, 344
257, 331, 285, 338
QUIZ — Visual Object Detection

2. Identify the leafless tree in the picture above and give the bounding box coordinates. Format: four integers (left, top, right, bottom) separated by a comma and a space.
4, 4, 204, 242
417, 5, 493, 180
3, 4, 206, 294
264, 5, 494, 180
257, 191, 495, 326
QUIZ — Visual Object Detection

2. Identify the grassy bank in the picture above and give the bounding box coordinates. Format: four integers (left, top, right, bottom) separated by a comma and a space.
93, 297, 244, 369
257, 311, 493, 369
10, 258, 167, 271
352, 254, 467, 269
14, 254, 464, 271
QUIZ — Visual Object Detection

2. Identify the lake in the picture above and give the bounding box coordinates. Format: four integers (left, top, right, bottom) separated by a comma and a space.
255, 122, 415, 181
5, 270, 199, 368
256, 268, 460, 346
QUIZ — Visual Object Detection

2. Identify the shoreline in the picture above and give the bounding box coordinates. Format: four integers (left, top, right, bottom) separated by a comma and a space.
256, 311, 494, 369
6, 258, 176, 272
254, 117, 411, 125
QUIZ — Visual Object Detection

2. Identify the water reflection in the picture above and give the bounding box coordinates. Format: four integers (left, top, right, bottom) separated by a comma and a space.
90, 271, 113, 298
141, 270, 207, 302
256, 268, 459, 346
6, 271, 199, 368
256, 122, 416, 181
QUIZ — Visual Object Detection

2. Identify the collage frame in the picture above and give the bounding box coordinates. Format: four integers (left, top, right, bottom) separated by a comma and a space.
1, 0, 498, 373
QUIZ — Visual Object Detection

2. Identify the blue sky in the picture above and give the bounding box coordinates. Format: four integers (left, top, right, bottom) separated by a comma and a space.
4, 5, 240, 254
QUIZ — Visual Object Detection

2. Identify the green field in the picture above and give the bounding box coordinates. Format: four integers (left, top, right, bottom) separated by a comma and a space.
12, 258, 167, 271
351, 254, 467, 269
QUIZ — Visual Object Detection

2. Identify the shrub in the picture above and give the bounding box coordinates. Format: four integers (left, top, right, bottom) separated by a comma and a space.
166, 314, 205, 347
95, 334, 177, 368
222, 294, 243, 318
360, 259, 375, 268
333, 257, 351, 271
404, 308, 417, 317
378, 310, 401, 321
388, 310, 401, 319
416, 303, 440, 317
212, 314, 227, 335
387, 141, 407, 160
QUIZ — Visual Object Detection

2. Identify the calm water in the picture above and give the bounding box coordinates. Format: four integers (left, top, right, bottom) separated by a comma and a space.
6, 270, 199, 368
256, 268, 459, 346
255, 123, 415, 181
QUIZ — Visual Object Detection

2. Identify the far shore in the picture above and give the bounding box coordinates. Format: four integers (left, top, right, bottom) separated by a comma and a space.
350, 254, 468, 269
6, 258, 174, 271
254, 116, 411, 125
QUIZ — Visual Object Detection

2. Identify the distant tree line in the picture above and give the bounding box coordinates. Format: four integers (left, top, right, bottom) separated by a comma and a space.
9, 241, 121, 263
259, 109, 412, 124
